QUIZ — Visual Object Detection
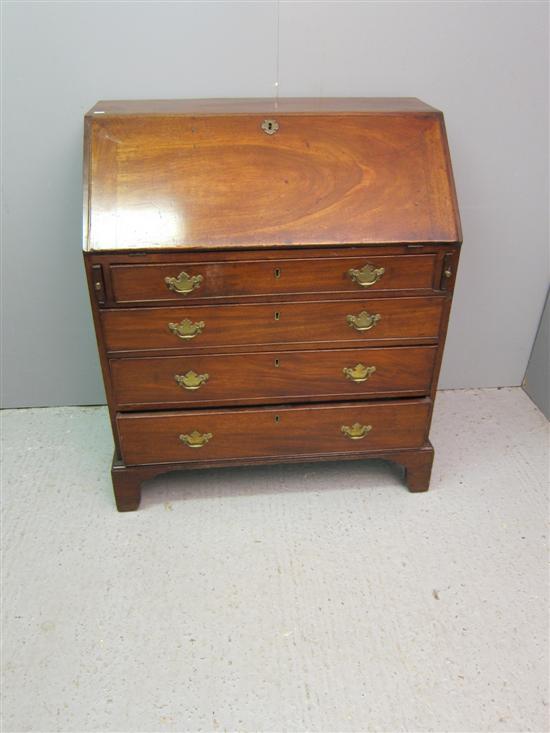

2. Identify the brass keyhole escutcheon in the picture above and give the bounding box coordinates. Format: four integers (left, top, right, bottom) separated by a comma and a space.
275, 268, 281, 279
262, 119, 279, 135
274, 359, 280, 367
275, 415, 280, 423
274, 311, 280, 321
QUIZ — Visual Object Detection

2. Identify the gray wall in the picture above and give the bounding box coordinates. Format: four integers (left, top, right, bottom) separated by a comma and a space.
2, 1, 548, 408
523, 289, 550, 418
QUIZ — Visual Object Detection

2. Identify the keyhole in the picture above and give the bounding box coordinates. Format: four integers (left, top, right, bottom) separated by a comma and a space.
262, 119, 279, 135
274, 358, 280, 367
274, 312, 280, 321
275, 415, 280, 423
275, 268, 281, 279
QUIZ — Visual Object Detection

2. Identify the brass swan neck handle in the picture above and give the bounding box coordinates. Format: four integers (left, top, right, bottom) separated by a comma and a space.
341, 423, 372, 440
343, 364, 377, 383
165, 271, 203, 295
168, 319, 205, 340
347, 311, 381, 332
179, 430, 213, 448
348, 264, 385, 288
174, 371, 209, 390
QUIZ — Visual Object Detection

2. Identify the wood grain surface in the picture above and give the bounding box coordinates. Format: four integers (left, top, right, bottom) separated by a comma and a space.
116, 398, 431, 466
101, 296, 444, 353
84, 102, 461, 250
109, 253, 437, 304
110, 345, 437, 409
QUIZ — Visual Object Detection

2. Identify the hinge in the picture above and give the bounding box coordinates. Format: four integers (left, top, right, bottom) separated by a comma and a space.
91, 264, 106, 305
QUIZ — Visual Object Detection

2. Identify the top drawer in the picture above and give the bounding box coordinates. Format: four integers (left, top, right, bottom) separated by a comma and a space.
109, 254, 438, 304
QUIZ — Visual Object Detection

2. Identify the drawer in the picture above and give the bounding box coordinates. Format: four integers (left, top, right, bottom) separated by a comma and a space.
110, 345, 437, 409
101, 296, 444, 353
109, 254, 438, 304
116, 398, 431, 466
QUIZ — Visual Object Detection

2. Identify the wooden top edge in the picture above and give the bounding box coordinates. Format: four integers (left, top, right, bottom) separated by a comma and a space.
86, 97, 442, 117
84, 241, 462, 253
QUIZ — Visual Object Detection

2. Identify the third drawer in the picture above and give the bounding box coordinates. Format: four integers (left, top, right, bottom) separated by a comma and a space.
110, 345, 437, 410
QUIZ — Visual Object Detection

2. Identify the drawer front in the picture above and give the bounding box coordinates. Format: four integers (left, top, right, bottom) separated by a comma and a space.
110, 346, 437, 409
101, 296, 444, 353
117, 399, 431, 466
110, 254, 437, 304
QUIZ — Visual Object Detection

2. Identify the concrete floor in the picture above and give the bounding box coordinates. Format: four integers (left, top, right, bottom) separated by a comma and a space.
1, 387, 548, 733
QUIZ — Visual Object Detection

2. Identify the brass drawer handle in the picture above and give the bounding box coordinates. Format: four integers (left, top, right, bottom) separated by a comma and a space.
341, 423, 372, 440
348, 264, 385, 288
343, 364, 376, 382
347, 311, 381, 331
165, 271, 203, 295
174, 370, 209, 390
168, 318, 205, 339
179, 430, 213, 448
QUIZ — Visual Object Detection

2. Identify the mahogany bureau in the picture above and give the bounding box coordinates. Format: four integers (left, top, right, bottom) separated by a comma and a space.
83, 98, 462, 511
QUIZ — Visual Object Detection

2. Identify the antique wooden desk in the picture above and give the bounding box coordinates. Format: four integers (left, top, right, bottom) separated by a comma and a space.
83, 98, 461, 511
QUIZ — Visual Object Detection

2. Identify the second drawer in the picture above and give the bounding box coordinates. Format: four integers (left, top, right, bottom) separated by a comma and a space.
101, 296, 444, 353
110, 345, 437, 409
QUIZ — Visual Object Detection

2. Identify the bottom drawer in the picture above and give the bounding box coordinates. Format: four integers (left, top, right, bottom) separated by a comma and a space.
117, 399, 431, 466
